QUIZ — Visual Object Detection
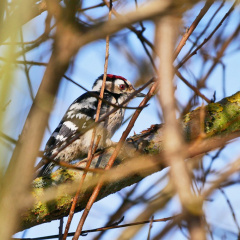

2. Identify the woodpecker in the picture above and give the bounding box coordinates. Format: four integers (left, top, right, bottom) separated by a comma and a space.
36, 74, 145, 177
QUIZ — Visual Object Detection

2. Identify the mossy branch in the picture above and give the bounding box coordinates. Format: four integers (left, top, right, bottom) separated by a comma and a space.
21, 91, 240, 230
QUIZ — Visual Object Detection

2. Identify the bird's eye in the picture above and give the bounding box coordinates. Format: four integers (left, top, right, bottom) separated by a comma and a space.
119, 84, 126, 90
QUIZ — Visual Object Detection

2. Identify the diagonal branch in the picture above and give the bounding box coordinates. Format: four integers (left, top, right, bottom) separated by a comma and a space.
19, 91, 240, 232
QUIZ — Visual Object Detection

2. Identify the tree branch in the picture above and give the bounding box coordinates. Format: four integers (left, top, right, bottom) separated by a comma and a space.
19, 91, 240, 231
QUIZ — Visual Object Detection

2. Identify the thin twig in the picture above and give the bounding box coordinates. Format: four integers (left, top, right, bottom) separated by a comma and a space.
133, 0, 157, 72
37, 154, 104, 174
201, 147, 224, 188
147, 216, 154, 240
58, 218, 63, 240
219, 188, 240, 233
0, 132, 17, 144
0, 58, 48, 66
175, 70, 211, 103
14, 216, 176, 240
173, 0, 213, 59
152, 214, 184, 240
19, 28, 34, 101
97, 78, 154, 123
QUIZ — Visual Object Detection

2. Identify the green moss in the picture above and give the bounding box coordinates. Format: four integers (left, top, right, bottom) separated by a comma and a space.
144, 141, 160, 155
226, 91, 240, 103
204, 92, 240, 136
206, 103, 223, 113
183, 111, 191, 124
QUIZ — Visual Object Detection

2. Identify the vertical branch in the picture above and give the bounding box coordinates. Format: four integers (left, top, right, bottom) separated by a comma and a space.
59, 218, 64, 240
0, 3, 80, 237
147, 216, 154, 240
65, 2, 113, 239
156, 14, 205, 240
0, 46, 69, 240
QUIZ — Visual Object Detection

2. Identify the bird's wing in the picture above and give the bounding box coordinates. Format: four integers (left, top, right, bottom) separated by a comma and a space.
36, 91, 120, 178
44, 92, 99, 155
36, 91, 116, 178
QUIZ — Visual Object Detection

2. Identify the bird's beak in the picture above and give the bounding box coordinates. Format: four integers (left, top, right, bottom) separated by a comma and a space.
136, 92, 146, 97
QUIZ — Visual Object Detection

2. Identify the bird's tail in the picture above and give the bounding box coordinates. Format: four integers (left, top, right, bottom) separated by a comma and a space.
35, 161, 55, 178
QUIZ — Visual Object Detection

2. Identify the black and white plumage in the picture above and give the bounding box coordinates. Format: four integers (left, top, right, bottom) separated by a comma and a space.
37, 74, 145, 177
